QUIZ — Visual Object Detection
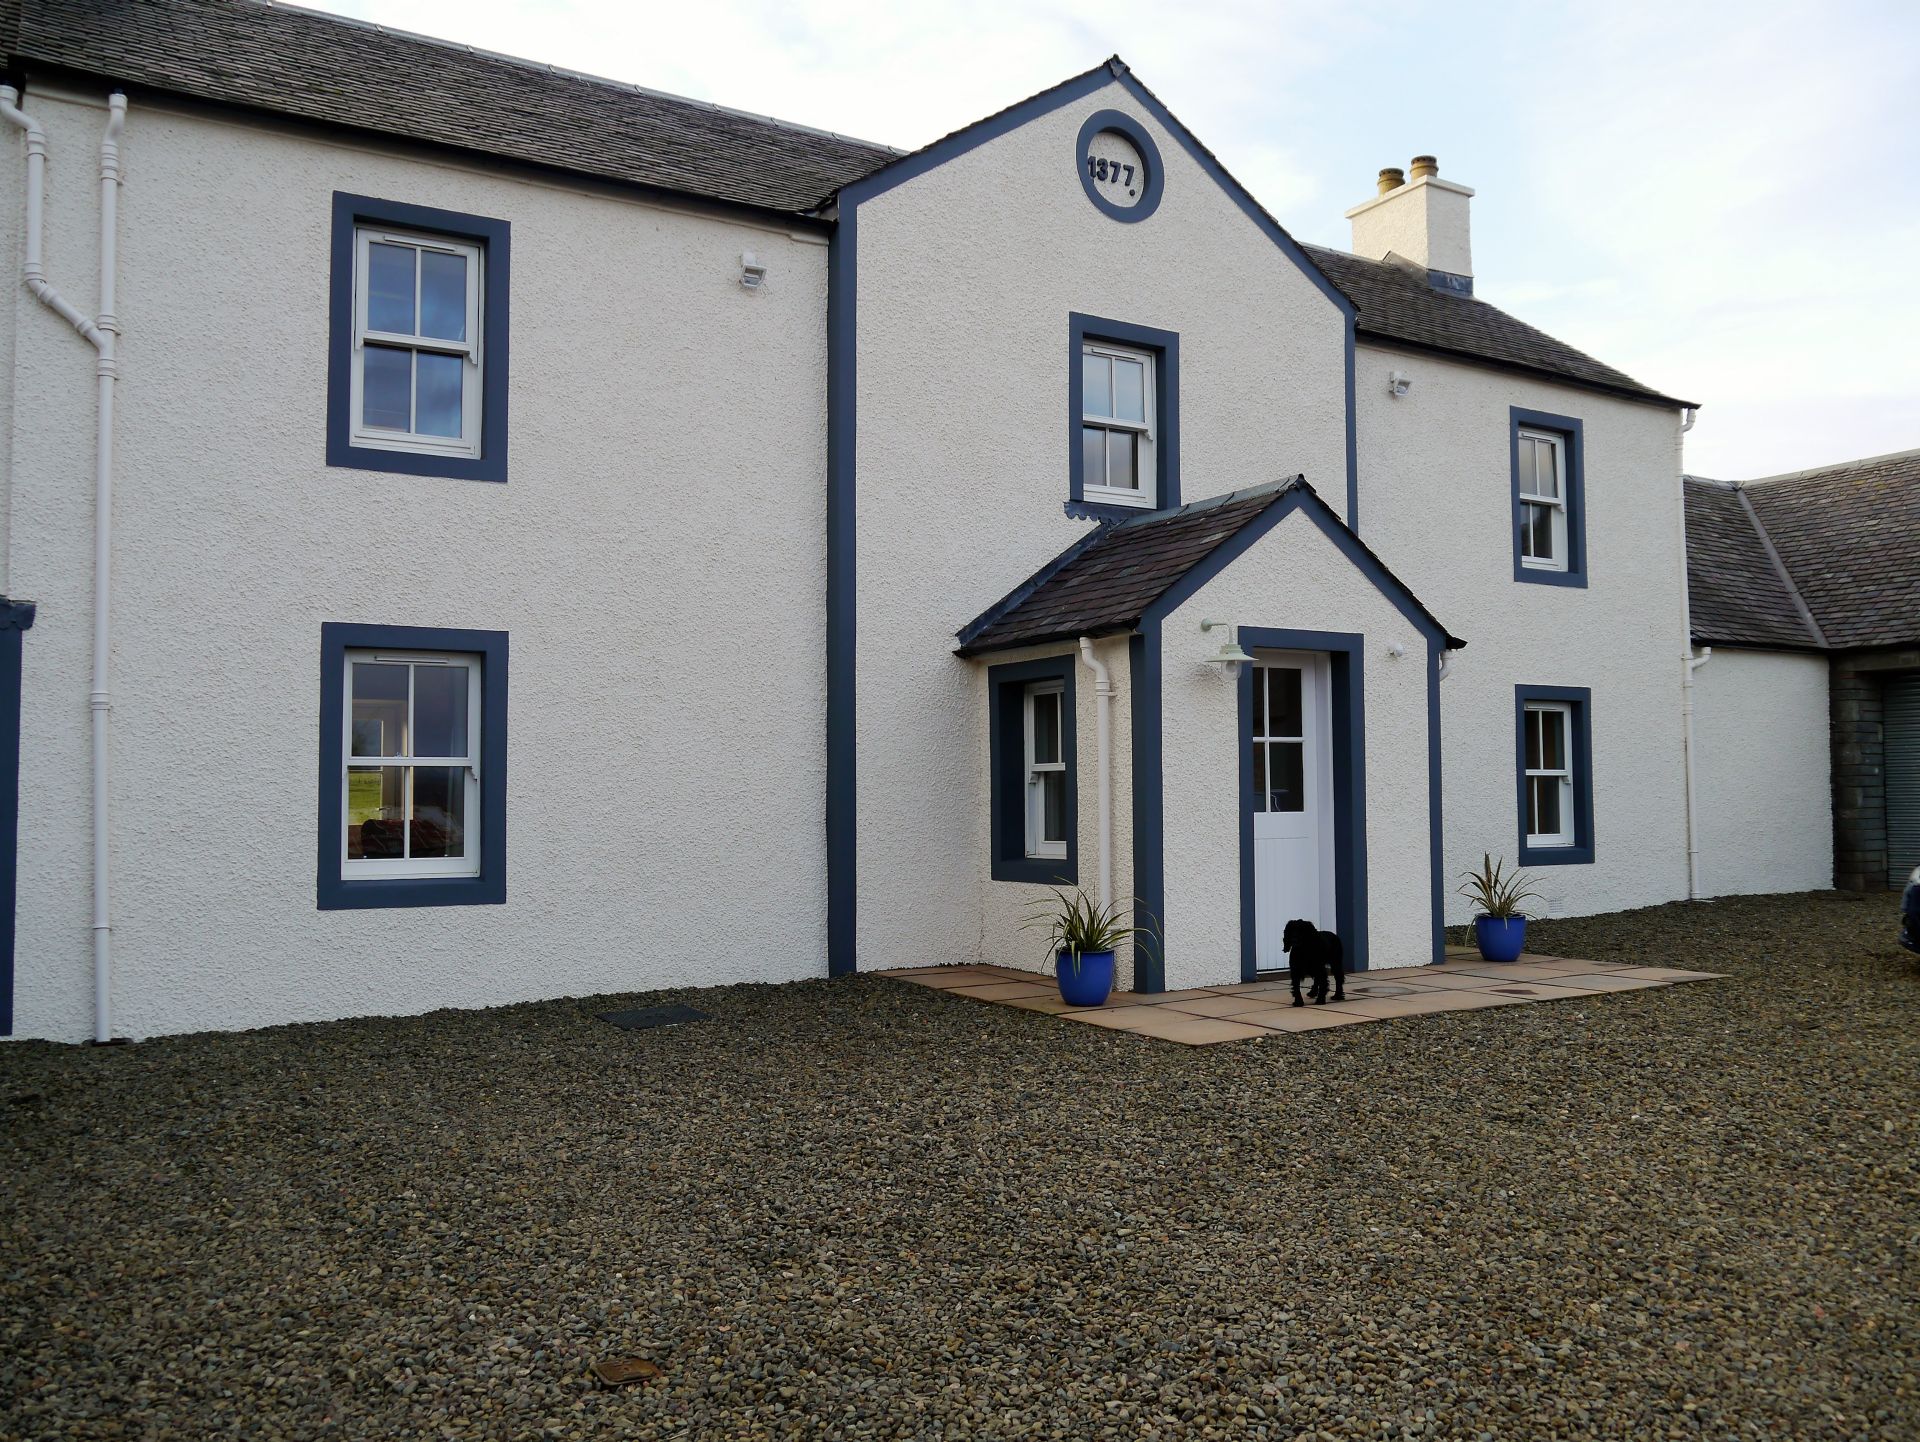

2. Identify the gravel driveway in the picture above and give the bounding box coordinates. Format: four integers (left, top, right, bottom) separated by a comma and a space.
4, 892, 1916, 1440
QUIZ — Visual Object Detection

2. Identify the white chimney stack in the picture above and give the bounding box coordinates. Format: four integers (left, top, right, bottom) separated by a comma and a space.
1344, 156, 1475, 295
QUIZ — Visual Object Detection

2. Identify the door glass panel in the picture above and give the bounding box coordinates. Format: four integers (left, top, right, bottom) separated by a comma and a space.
418, 249, 468, 341
1252, 742, 1266, 813
413, 665, 470, 758
1040, 771, 1066, 844
1082, 352, 1110, 418
410, 766, 467, 858
1113, 357, 1146, 422
1267, 742, 1305, 812
1268, 668, 1303, 739
367, 242, 416, 334
351, 663, 409, 756
1251, 665, 1265, 735
347, 765, 405, 858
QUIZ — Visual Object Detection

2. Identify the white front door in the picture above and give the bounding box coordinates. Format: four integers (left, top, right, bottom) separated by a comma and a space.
1252, 652, 1335, 972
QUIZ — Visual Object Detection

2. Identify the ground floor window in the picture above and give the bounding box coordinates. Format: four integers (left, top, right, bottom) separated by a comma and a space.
988, 655, 1077, 884
318, 623, 508, 909
1514, 684, 1594, 865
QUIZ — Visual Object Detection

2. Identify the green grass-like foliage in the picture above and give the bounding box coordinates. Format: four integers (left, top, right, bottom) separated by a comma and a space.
1456, 852, 1543, 920
1024, 886, 1149, 975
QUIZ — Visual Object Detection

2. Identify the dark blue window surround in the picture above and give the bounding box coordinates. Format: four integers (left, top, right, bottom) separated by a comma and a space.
1510, 407, 1585, 587
1068, 313, 1180, 520
1514, 684, 1594, 866
988, 655, 1078, 885
328, 193, 511, 483
317, 623, 508, 910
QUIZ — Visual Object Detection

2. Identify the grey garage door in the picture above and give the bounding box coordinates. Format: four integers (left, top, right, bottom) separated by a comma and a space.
1888, 675, 1920, 887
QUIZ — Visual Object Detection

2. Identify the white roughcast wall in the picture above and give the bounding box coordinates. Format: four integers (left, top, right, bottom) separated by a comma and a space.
852, 78, 1349, 972
7, 88, 832, 1040
1160, 512, 1436, 989
1352, 344, 1692, 922
1691, 648, 1832, 896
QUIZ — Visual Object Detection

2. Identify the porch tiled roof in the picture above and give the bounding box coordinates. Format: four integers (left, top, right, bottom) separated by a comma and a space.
955, 477, 1460, 656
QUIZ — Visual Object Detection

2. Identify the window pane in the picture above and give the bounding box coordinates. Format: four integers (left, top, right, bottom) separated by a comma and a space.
1031, 689, 1060, 764
1540, 708, 1566, 771
1106, 430, 1137, 490
351, 662, 409, 756
415, 351, 464, 439
1082, 426, 1106, 485
1531, 775, 1562, 838
1251, 664, 1265, 735
413, 664, 470, 758
1518, 435, 1537, 493
362, 345, 412, 431
1113, 357, 1146, 422
1529, 502, 1556, 560
1252, 742, 1267, 813
1533, 440, 1560, 499
1082, 352, 1111, 418
1040, 771, 1066, 845
367, 242, 416, 334
419, 249, 468, 342
1524, 708, 1541, 770
1268, 667, 1302, 739
347, 765, 405, 858
1268, 742, 1305, 812
410, 766, 468, 859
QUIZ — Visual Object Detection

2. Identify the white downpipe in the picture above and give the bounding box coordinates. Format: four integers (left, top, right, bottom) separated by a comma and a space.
1077, 637, 1113, 912
1677, 406, 1707, 902
1, 88, 126, 1043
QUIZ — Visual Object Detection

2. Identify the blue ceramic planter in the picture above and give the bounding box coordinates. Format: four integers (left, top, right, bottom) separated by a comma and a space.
1056, 948, 1116, 1007
1473, 914, 1528, 963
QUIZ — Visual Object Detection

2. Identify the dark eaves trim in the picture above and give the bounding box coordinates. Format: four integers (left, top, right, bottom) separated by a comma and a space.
1354, 331, 1699, 412
4, 55, 846, 233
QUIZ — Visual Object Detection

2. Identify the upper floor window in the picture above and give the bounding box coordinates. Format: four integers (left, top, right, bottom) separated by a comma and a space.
1516, 428, 1567, 571
352, 227, 483, 459
1081, 342, 1155, 508
1509, 408, 1586, 588
1068, 315, 1180, 517
328, 194, 511, 483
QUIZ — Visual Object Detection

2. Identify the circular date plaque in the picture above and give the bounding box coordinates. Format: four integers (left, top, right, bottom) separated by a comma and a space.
1075, 109, 1164, 223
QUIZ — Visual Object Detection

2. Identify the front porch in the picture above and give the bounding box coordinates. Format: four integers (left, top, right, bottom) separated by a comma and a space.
875, 948, 1723, 1045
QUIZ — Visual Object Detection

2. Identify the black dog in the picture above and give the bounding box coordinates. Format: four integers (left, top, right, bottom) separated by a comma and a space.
1282, 918, 1345, 1006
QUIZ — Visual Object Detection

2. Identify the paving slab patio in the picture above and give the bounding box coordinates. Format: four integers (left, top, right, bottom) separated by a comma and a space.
881, 951, 1723, 1044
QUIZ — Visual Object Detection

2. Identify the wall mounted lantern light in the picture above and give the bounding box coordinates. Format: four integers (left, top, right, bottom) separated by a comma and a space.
1200, 618, 1253, 677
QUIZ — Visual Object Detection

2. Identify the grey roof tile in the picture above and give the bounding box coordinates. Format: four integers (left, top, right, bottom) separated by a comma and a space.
1683, 478, 1821, 649
4, 0, 897, 214
1304, 245, 1694, 409
957, 478, 1458, 656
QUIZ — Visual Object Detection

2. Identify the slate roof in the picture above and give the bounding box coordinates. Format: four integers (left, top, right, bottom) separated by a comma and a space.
1682, 479, 1822, 650
956, 477, 1460, 656
0, 0, 898, 215
1305, 246, 1694, 409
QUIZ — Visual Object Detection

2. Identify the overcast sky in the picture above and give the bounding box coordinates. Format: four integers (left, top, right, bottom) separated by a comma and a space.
319, 0, 1917, 479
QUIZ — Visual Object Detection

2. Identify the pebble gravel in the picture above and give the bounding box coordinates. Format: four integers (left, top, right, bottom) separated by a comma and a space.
3, 891, 1916, 1440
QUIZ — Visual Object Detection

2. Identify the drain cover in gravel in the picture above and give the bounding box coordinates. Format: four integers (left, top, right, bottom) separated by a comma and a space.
592, 1356, 662, 1386
597, 1004, 708, 1031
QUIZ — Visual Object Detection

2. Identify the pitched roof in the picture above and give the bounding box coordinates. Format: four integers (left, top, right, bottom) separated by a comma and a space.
1742, 449, 1920, 651
1682, 479, 1822, 650
2, 0, 897, 215
1304, 245, 1694, 409
955, 478, 1460, 656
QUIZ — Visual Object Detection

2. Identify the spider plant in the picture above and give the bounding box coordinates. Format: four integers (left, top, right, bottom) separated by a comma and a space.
1023, 886, 1150, 975
1456, 853, 1542, 920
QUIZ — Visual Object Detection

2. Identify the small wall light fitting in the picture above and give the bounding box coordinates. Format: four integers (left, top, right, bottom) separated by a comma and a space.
740, 251, 767, 290
1387, 370, 1412, 398
1200, 618, 1253, 677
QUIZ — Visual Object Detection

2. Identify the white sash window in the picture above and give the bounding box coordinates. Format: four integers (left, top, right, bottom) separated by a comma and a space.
343, 650, 483, 879
350, 226, 484, 458
1081, 342, 1155, 507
